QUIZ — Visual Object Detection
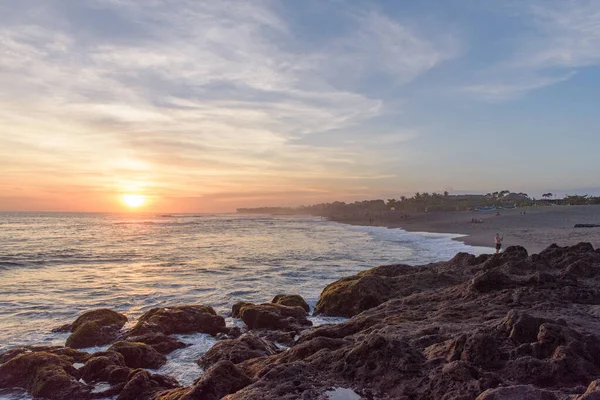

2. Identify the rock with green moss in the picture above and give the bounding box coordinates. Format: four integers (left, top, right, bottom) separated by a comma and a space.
58, 309, 128, 349
272, 294, 310, 312
124, 332, 187, 355
0, 351, 91, 399
240, 303, 311, 331
116, 369, 179, 400
79, 350, 130, 384
126, 305, 226, 337
197, 334, 278, 369
109, 341, 167, 369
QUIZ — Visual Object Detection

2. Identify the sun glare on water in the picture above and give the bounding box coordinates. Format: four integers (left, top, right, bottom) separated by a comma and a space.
122, 194, 146, 208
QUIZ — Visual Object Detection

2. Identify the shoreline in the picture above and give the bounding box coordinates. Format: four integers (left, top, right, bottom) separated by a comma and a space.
327, 204, 600, 255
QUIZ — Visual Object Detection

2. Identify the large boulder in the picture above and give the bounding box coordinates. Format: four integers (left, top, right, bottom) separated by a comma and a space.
239, 303, 311, 331
109, 341, 167, 369
197, 334, 278, 369
314, 274, 392, 317
127, 305, 226, 337
0, 351, 92, 400
271, 294, 310, 312
59, 309, 127, 349
157, 361, 252, 400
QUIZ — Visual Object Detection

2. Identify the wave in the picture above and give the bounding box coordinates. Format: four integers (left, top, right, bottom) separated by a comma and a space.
113, 221, 203, 226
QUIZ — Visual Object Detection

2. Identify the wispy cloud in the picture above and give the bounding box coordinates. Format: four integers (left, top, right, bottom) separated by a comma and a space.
463, 0, 600, 100
463, 71, 576, 101
0, 0, 452, 210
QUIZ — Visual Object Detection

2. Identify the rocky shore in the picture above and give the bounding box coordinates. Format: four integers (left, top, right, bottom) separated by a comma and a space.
3, 242, 600, 399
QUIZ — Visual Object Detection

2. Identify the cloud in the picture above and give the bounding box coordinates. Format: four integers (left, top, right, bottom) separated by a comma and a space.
0, 0, 451, 209
517, 0, 600, 69
463, 71, 576, 101
462, 0, 600, 100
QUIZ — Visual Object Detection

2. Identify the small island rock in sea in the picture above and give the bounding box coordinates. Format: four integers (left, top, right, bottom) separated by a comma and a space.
3, 243, 600, 399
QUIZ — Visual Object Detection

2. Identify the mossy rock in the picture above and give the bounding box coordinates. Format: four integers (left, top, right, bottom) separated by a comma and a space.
272, 294, 310, 312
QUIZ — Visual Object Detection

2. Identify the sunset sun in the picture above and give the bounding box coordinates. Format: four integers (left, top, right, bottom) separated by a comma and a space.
122, 194, 146, 208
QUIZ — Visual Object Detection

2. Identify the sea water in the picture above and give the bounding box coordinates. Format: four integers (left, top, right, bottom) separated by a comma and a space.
0, 212, 489, 398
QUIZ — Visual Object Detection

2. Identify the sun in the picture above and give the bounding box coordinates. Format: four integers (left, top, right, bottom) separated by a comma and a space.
122, 194, 146, 208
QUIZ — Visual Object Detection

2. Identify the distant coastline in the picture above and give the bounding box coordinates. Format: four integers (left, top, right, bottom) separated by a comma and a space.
327, 205, 600, 254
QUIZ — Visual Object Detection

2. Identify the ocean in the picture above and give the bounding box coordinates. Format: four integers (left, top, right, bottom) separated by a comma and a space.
0, 212, 489, 399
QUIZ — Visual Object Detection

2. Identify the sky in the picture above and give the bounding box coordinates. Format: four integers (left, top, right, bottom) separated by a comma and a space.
1, 0, 600, 212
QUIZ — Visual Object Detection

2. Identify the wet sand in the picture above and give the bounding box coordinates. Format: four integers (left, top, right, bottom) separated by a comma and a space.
335, 205, 600, 254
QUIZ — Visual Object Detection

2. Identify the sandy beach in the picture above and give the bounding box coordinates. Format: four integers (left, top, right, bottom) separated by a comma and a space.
335, 204, 600, 254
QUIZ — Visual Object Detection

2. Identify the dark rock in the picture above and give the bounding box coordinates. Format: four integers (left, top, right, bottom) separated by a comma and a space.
197, 334, 278, 369
79, 351, 130, 384
0, 346, 89, 365
272, 294, 310, 312
579, 380, 600, 400
66, 321, 123, 349
59, 309, 127, 349
0, 351, 92, 399
157, 361, 251, 400
232, 302, 253, 318
109, 341, 167, 369
314, 274, 392, 317
469, 270, 513, 293
500, 310, 549, 344
240, 303, 311, 331
124, 333, 187, 355
127, 305, 226, 337
417, 361, 502, 400
116, 369, 179, 400
54, 309, 127, 333
336, 333, 424, 386
476, 384, 558, 400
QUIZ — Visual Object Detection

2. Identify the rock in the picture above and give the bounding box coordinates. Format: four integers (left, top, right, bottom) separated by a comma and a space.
0, 345, 89, 365
54, 308, 127, 333
116, 369, 179, 400
0, 351, 92, 399
232, 302, 253, 318
460, 332, 507, 369
476, 384, 558, 400
157, 361, 251, 400
124, 333, 187, 355
109, 341, 167, 369
59, 309, 127, 349
469, 270, 513, 293
79, 351, 130, 384
240, 303, 311, 331
500, 310, 549, 344
10, 242, 600, 400
198, 334, 278, 369
127, 305, 226, 337
66, 321, 123, 349
272, 294, 310, 312
418, 361, 502, 400
314, 274, 392, 317
336, 333, 424, 387
579, 380, 600, 399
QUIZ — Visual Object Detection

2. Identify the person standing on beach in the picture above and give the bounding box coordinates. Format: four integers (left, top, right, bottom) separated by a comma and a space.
495, 233, 503, 254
